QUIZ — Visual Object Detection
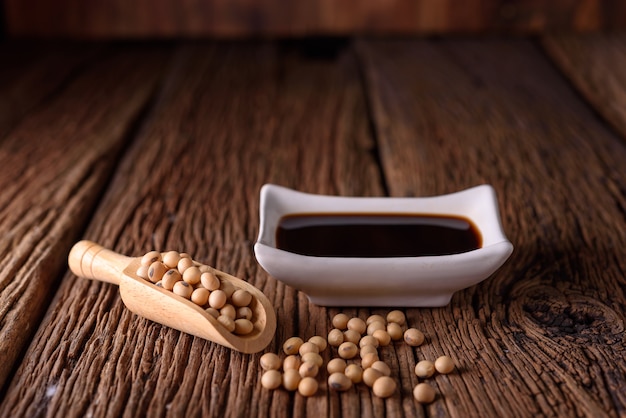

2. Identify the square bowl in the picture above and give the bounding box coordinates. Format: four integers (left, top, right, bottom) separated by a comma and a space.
254, 184, 513, 307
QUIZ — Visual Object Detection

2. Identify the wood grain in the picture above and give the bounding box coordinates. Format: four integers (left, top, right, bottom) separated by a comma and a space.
357, 38, 626, 417
0, 41, 385, 417
4, 0, 626, 38
0, 37, 625, 418
0, 45, 170, 390
542, 34, 626, 142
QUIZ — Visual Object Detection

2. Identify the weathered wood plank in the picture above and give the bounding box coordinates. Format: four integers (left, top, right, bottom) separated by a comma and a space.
358, 39, 626, 417
0, 41, 386, 417
5, 0, 626, 38
0, 45, 170, 391
542, 34, 626, 142
0, 42, 98, 137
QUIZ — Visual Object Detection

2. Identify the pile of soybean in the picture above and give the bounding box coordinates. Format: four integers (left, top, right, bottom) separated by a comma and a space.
136, 250, 255, 335
259, 310, 454, 403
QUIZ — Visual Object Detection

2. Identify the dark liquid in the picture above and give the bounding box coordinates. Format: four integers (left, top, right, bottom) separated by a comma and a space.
276, 213, 482, 257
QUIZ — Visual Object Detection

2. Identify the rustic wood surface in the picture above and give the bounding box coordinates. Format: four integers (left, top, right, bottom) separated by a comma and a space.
4, 0, 626, 38
0, 36, 625, 417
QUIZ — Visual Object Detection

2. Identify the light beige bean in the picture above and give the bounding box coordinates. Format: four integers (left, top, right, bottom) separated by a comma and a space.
404, 328, 425, 346
217, 315, 235, 332
366, 314, 386, 325
177, 257, 195, 274
234, 318, 254, 335
332, 313, 350, 330
231, 289, 253, 307
387, 322, 403, 341
327, 358, 347, 374
136, 265, 149, 279
208, 289, 227, 309
360, 345, 378, 358
220, 280, 235, 298
373, 376, 396, 398
298, 342, 319, 356
172, 281, 193, 299
435, 355, 455, 374
141, 250, 162, 266
367, 321, 386, 335
283, 337, 304, 355
282, 369, 301, 391
182, 266, 201, 285
298, 377, 318, 397
328, 372, 352, 392
220, 304, 236, 320
148, 261, 168, 284
386, 310, 406, 326
347, 317, 367, 335
362, 368, 383, 387
343, 329, 361, 345
345, 364, 363, 383
283, 355, 301, 371
261, 370, 282, 390
301, 352, 323, 368
162, 251, 181, 268
327, 329, 344, 347
236, 306, 253, 320
359, 335, 379, 348
413, 383, 436, 403
298, 361, 319, 378
162, 269, 182, 290
338, 342, 358, 359
308, 335, 328, 352
372, 329, 391, 347
260, 353, 282, 371
371, 360, 391, 376
361, 352, 379, 369
200, 272, 221, 291
415, 360, 435, 378
191, 288, 210, 306
205, 307, 219, 318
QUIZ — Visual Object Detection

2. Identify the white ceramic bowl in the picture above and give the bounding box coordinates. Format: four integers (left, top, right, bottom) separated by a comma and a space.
254, 184, 513, 307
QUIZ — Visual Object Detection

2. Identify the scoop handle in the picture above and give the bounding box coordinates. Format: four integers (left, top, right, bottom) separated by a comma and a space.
68, 240, 133, 286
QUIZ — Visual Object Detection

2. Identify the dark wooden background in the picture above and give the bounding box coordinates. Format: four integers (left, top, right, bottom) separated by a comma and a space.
0, 2, 625, 417
3, 0, 626, 38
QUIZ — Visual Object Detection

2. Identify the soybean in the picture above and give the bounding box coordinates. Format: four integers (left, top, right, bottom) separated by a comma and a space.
372, 329, 391, 347
177, 257, 195, 275
162, 269, 182, 290
298, 377, 318, 397
332, 313, 350, 330
413, 383, 436, 404
141, 250, 162, 266
308, 335, 328, 352
234, 318, 254, 335
282, 369, 301, 391
347, 317, 367, 335
172, 281, 193, 299
236, 306, 253, 320
191, 288, 210, 306
338, 342, 358, 359
386, 322, 404, 341
217, 315, 235, 332
283, 337, 304, 355
415, 360, 435, 378
208, 289, 227, 309
367, 321, 386, 335
260, 353, 282, 371
200, 272, 221, 291
359, 335, 379, 348
148, 261, 168, 284
283, 355, 301, 371
298, 361, 319, 378
343, 329, 361, 345
372, 376, 396, 398
361, 352, 379, 369
371, 361, 391, 376
327, 358, 347, 374
298, 342, 319, 356
162, 251, 181, 268
327, 329, 344, 347
366, 314, 386, 325
328, 372, 352, 392
386, 310, 406, 326
404, 328, 425, 346
301, 352, 323, 368
261, 370, 282, 390
362, 368, 383, 387
182, 266, 201, 285
345, 364, 363, 383
435, 355, 455, 374
231, 289, 252, 307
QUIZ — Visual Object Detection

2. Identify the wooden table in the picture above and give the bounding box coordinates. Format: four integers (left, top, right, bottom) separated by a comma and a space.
0, 36, 625, 417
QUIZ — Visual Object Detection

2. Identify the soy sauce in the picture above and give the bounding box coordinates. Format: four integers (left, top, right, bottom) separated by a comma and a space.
275, 213, 482, 257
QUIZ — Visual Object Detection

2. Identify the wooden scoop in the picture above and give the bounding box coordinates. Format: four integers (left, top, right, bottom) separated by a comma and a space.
68, 240, 276, 354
